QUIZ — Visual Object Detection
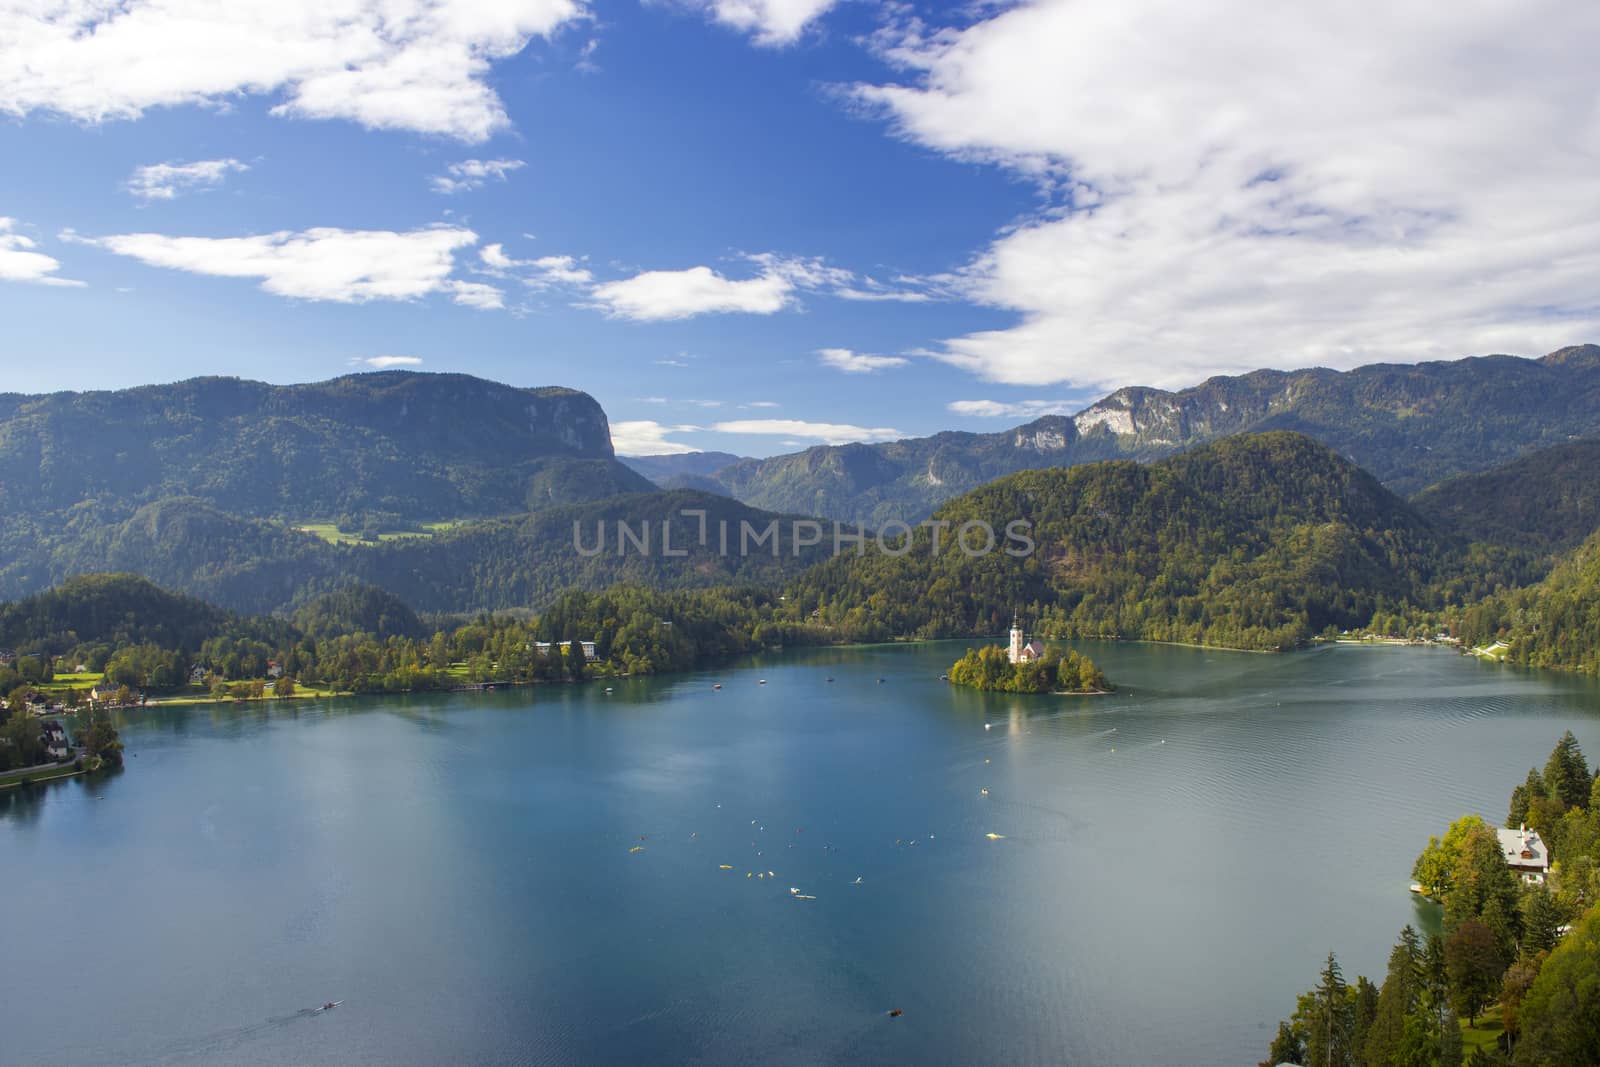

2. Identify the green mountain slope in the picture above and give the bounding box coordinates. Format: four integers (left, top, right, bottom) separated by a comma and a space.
4, 491, 829, 615
1411, 438, 1600, 556
706, 345, 1600, 526
1456, 529, 1600, 673
780, 432, 1447, 650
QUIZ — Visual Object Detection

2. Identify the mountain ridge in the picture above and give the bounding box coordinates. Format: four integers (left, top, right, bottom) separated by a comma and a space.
698, 345, 1600, 525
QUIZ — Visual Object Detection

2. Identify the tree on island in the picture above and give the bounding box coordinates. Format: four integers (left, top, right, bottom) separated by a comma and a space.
947, 644, 1110, 694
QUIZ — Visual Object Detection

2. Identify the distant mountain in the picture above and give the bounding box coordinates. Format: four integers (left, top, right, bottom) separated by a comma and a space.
1412, 438, 1600, 556
0, 371, 652, 521
782, 432, 1447, 650
702, 345, 1600, 526
620, 451, 745, 484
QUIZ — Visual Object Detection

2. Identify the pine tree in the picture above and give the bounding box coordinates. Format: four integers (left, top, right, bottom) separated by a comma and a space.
1298, 952, 1355, 1067
1543, 731, 1590, 811
1366, 926, 1425, 1067
1508, 768, 1545, 828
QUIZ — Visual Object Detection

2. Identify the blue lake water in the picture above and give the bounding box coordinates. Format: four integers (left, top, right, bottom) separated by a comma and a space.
4, 641, 1598, 1065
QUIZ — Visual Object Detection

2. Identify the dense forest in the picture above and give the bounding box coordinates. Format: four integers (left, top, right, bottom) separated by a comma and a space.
1453, 531, 1600, 675
1411, 439, 1600, 558
1265, 733, 1600, 1066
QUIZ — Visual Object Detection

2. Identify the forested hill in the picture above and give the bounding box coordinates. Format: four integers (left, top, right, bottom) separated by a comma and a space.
1457, 529, 1600, 675
0, 573, 282, 654
0, 371, 651, 520
1411, 438, 1600, 556
699, 345, 1600, 526
780, 432, 1448, 651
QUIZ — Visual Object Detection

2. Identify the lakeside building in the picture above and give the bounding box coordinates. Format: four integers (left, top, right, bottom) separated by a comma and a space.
533, 640, 599, 663
1497, 825, 1550, 883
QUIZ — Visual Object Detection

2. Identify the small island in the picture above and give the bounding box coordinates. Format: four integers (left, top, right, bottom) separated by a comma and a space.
948, 619, 1113, 695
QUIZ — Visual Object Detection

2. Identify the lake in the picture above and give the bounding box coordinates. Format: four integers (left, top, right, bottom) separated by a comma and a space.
4, 641, 1598, 1065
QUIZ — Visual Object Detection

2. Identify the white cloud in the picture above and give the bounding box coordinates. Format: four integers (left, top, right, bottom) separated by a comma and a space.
818, 347, 909, 373
655, 358, 689, 367
592, 264, 792, 321
589, 253, 851, 321
362, 355, 424, 368
478, 243, 592, 291
0, 218, 85, 287
709, 419, 902, 445
0, 0, 585, 142
947, 399, 1079, 419
447, 279, 505, 310
611, 420, 703, 456
127, 158, 249, 201
431, 158, 526, 194
70, 225, 477, 303
680, 0, 839, 46
855, 0, 1600, 389
744, 400, 779, 408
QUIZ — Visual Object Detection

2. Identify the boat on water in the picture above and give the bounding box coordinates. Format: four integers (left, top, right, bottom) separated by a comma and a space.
317, 1001, 343, 1012
713, 684, 722, 690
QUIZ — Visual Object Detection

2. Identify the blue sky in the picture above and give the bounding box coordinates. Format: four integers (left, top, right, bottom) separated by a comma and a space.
2, 0, 1596, 456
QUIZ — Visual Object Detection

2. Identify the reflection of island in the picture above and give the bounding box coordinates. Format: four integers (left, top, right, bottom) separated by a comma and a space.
947, 618, 1113, 695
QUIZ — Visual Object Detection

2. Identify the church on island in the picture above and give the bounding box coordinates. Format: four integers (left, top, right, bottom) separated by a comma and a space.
1008, 616, 1045, 665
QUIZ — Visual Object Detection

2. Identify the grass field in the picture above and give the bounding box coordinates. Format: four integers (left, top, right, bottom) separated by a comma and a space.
1459, 1005, 1505, 1055
46, 671, 104, 691
291, 522, 447, 546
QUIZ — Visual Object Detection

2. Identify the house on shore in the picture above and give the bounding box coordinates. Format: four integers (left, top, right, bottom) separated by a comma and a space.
1497, 825, 1550, 883
40, 720, 70, 761
533, 640, 599, 662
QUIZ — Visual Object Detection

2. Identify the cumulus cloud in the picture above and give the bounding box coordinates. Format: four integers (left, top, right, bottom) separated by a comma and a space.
854, 0, 1600, 389
127, 158, 249, 201
680, 0, 840, 46
431, 158, 526, 194
362, 355, 424, 368
0, 218, 85, 287
69, 225, 478, 303
611, 420, 703, 455
0, 0, 585, 141
709, 419, 901, 445
590, 254, 852, 321
947, 399, 1080, 418
818, 347, 908, 373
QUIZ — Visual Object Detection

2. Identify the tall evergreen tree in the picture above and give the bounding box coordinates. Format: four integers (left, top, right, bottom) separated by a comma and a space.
1296, 952, 1356, 1067
1366, 927, 1425, 1067
1508, 768, 1545, 828
1542, 731, 1590, 811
